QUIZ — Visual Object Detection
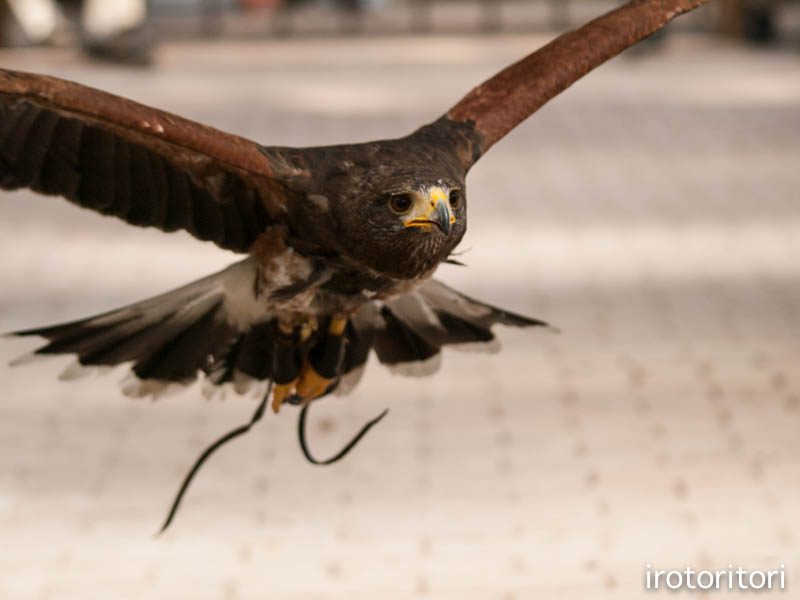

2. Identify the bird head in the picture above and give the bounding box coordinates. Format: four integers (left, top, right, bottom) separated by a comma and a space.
334, 175, 467, 280
294, 139, 468, 281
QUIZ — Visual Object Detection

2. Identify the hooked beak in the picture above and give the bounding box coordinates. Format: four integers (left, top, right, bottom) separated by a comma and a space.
403, 189, 454, 236
427, 199, 452, 236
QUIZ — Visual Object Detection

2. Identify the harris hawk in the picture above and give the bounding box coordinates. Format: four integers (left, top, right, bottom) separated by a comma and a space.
0, 0, 712, 528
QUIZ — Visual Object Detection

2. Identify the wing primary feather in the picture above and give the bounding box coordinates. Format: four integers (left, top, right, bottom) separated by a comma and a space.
76, 125, 116, 212
109, 135, 132, 218
440, 0, 713, 168
18, 106, 60, 187
0, 71, 291, 253
9, 260, 271, 388
218, 186, 249, 253
163, 166, 193, 232
145, 146, 170, 229
433, 310, 495, 344
132, 299, 231, 381
373, 305, 440, 365
75, 314, 179, 367
20, 315, 143, 358
188, 185, 225, 245
126, 142, 159, 226
2, 101, 40, 171
37, 115, 82, 197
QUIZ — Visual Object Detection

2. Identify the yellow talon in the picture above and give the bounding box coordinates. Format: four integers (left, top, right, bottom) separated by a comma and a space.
295, 360, 334, 403
272, 316, 345, 410
272, 382, 296, 413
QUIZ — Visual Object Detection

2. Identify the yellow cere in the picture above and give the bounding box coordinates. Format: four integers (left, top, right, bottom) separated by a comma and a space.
403, 186, 455, 230
429, 187, 446, 205
430, 187, 457, 224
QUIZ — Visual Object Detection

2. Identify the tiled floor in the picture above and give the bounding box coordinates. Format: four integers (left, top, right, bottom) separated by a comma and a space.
0, 32, 798, 599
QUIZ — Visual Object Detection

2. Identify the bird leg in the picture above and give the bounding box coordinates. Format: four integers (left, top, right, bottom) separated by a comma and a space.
295, 315, 347, 402
271, 315, 346, 412
271, 320, 304, 413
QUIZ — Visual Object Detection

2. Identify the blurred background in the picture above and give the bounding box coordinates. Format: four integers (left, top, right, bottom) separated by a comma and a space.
0, 1, 799, 599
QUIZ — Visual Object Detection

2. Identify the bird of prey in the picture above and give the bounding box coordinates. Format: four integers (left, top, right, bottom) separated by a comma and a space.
1, 0, 711, 527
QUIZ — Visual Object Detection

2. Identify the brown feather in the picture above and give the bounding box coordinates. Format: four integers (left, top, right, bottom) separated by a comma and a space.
0, 69, 278, 183
0, 69, 307, 252
443, 0, 712, 166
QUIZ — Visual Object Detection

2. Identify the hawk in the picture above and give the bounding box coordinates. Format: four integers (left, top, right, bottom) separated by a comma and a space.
0, 0, 711, 528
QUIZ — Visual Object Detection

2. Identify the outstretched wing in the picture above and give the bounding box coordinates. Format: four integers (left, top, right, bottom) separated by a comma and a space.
433, 0, 712, 169
0, 69, 304, 253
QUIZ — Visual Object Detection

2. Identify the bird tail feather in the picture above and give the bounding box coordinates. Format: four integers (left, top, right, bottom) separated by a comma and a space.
9, 267, 550, 399
9, 260, 270, 396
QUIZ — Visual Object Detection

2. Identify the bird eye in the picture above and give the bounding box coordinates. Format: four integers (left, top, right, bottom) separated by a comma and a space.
448, 189, 462, 210
388, 193, 413, 215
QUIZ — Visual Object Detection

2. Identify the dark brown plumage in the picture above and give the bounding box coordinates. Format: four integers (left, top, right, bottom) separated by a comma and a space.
1, 0, 711, 525
1, 0, 711, 404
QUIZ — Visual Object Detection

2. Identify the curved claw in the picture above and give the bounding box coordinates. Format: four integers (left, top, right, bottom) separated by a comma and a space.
277, 315, 347, 410
295, 360, 335, 402
272, 382, 296, 413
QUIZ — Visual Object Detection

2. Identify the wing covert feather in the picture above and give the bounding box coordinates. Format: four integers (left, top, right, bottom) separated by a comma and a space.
442, 0, 712, 167
0, 69, 303, 252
